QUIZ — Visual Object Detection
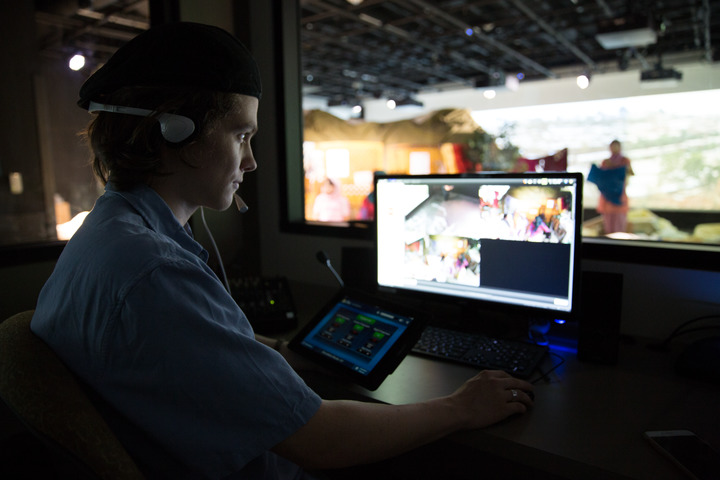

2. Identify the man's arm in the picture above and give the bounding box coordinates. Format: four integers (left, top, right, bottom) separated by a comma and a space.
255, 335, 324, 373
272, 369, 533, 470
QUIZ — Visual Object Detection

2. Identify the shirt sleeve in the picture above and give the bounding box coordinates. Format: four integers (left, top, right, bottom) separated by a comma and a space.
96, 257, 321, 477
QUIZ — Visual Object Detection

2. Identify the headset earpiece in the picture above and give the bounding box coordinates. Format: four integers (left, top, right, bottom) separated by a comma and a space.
158, 114, 196, 143
87, 101, 196, 143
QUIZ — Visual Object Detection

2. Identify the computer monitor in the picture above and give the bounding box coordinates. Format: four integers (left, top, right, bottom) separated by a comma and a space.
375, 172, 583, 330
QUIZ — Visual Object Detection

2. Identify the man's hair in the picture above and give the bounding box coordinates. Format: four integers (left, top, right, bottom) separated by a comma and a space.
85, 87, 238, 189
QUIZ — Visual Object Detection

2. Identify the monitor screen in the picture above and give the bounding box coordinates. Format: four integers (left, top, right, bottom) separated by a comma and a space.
375, 172, 583, 321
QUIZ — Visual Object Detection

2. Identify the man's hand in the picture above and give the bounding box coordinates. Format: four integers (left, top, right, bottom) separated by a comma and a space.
448, 369, 534, 430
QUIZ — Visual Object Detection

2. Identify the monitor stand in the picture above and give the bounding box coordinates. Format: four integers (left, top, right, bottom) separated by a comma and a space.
529, 318, 551, 345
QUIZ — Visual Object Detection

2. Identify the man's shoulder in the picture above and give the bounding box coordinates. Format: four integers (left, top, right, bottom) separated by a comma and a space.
59, 212, 197, 296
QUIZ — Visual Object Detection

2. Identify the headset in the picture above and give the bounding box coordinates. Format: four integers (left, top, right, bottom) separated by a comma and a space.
88, 101, 196, 143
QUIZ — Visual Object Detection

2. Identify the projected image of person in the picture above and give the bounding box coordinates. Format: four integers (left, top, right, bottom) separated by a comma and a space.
358, 170, 386, 220
312, 177, 351, 222
502, 194, 529, 239
406, 236, 480, 286
526, 209, 552, 241
501, 187, 574, 243
597, 139, 634, 234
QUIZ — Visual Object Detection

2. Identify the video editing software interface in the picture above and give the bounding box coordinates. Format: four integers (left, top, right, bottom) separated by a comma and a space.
298, 296, 415, 376
375, 173, 582, 320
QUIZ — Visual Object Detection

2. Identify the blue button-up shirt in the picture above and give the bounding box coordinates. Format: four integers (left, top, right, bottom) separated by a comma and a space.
32, 184, 321, 478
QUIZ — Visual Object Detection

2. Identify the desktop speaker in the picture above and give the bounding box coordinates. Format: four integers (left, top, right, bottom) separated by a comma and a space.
341, 247, 376, 291
577, 271, 623, 365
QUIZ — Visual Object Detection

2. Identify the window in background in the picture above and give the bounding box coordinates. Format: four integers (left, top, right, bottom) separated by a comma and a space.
295, 1, 719, 249
0, 2, 149, 248
300, 89, 720, 246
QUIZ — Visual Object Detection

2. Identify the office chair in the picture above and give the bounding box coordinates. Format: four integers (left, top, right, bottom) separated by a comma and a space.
0, 310, 144, 479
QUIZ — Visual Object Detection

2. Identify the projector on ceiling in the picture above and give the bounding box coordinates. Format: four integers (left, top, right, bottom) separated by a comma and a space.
641, 67, 682, 82
640, 66, 683, 88
595, 15, 657, 49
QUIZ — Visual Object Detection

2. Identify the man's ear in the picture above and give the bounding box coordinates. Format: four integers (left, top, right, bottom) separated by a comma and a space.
157, 142, 201, 173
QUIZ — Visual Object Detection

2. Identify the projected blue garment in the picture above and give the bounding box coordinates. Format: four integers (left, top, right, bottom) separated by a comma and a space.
588, 164, 627, 206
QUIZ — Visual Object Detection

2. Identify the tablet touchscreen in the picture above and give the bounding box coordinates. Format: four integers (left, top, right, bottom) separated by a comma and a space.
288, 290, 427, 390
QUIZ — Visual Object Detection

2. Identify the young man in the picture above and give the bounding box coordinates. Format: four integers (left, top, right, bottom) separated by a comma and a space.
32, 22, 533, 479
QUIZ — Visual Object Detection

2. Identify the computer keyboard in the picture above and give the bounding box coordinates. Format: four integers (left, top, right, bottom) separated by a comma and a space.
412, 326, 548, 378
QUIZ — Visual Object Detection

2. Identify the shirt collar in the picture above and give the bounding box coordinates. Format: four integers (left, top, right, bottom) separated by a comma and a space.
105, 183, 208, 261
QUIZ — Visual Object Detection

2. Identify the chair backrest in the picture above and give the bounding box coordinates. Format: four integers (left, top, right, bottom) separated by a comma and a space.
0, 311, 144, 479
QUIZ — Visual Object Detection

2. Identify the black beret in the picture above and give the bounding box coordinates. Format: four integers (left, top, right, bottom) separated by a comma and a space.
78, 22, 262, 108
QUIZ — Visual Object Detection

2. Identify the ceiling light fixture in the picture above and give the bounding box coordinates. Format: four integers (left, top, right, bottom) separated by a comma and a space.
505, 76, 520, 92
576, 74, 590, 89
68, 54, 85, 71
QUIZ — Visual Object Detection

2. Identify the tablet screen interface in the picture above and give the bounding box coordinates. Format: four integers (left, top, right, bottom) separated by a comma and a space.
297, 295, 415, 376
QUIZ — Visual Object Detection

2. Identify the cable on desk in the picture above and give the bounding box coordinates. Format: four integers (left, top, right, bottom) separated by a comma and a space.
530, 352, 566, 384
649, 314, 720, 351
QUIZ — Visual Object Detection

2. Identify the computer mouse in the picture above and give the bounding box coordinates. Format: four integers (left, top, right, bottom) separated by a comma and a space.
675, 336, 720, 385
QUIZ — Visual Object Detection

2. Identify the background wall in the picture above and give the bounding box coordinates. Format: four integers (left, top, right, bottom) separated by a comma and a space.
0, 2, 49, 244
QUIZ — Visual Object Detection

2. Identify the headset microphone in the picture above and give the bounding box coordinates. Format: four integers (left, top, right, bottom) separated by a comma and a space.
233, 194, 249, 213
87, 101, 196, 143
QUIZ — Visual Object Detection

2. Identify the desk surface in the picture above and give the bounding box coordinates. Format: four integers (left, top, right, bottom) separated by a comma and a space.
288, 283, 720, 480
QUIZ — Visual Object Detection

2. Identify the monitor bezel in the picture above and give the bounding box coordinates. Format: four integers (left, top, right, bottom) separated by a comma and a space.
373, 171, 584, 331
